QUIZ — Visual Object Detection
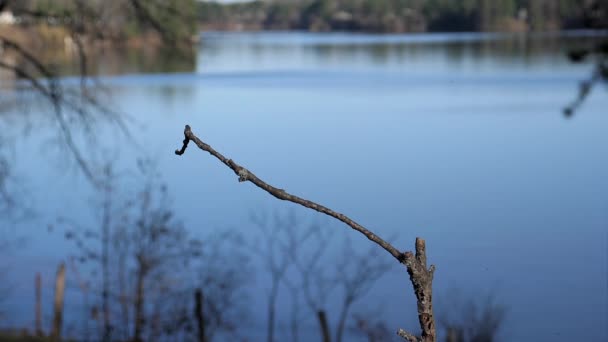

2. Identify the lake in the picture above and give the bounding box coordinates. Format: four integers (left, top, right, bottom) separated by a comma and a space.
1, 31, 607, 341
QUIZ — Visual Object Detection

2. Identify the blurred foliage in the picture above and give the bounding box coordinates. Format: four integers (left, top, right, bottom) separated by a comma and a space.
196, 0, 602, 33
5, 0, 198, 43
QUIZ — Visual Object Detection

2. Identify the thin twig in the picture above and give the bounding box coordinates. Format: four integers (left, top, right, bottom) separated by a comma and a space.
174, 125, 403, 262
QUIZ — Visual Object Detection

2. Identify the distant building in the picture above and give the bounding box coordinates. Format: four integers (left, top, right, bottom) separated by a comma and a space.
0, 10, 16, 25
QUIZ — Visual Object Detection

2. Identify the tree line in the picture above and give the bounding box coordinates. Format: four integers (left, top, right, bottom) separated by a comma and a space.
197, 0, 602, 33
1, 0, 198, 45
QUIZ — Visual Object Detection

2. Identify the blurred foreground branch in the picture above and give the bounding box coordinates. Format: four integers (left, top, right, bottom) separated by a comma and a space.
565, 42, 608, 117
174, 124, 437, 341
564, 0, 607, 117
0, 0, 196, 186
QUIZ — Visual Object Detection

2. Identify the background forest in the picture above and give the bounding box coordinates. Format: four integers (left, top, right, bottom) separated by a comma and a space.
196, 0, 602, 32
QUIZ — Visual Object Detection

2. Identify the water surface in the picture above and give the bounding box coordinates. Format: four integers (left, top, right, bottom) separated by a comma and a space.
2, 31, 607, 341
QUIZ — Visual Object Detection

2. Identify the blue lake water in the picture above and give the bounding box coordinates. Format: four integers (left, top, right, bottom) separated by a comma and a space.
1, 31, 607, 341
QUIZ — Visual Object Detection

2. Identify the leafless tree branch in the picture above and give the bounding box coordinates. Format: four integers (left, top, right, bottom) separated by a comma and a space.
175, 125, 403, 261
174, 124, 437, 341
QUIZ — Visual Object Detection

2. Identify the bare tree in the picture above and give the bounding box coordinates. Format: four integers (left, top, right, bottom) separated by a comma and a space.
110, 228, 247, 342
175, 125, 438, 342
190, 230, 251, 342
115, 160, 202, 342
246, 207, 392, 342
349, 312, 396, 342
60, 159, 205, 341
334, 237, 392, 342
60, 159, 253, 342
287, 221, 336, 342
438, 290, 507, 342
249, 208, 317, 342
61, 161, 118, 339
280, 220, 392, 342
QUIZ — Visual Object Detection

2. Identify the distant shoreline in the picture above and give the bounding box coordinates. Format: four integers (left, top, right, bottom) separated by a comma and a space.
199, 29, 608, 37
195, 0, 600, 34
0, 24, 178, 51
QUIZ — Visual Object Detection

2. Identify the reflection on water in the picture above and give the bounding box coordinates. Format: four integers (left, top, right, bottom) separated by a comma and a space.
2, 30, 602, 80
1, 31, 607, 342
197, 31, 606, 74
0, 44, 195, 86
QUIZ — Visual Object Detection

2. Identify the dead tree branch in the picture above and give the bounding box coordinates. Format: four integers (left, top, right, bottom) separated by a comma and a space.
174, 125, 437, 341
174, 125, 402, 261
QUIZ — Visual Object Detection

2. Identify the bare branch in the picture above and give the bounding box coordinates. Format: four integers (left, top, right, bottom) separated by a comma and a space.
564, 65, 604, 117
174, 125, 438, 342
174, 125, 403, 262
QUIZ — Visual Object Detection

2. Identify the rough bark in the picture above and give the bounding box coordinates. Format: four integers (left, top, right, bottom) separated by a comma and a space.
399, 238, 436, 342
174, 125, 437, 342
